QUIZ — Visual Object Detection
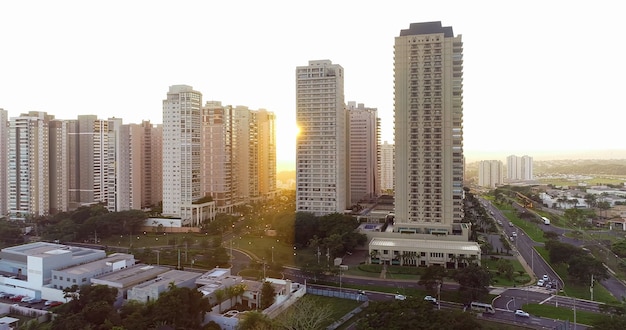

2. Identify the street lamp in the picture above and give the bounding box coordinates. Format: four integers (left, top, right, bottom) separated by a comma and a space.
271, 246, 274, 263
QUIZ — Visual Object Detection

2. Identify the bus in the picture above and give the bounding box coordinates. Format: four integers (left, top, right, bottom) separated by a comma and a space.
470, 302, 495, 314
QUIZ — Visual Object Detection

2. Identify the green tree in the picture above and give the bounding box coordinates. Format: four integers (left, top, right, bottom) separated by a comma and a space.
237, 310, 274, 330
568, 254, 608, 283
590, 314, 626, 329
418, 266, 447, 292
496, 258, 514, 280
274, 296, 333, 330
612, 240, 626, 258
260, 281, 276, 309
453, 263, 491, 303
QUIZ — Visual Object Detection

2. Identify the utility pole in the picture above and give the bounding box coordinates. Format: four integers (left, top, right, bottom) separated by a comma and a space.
590, 274, 594, 301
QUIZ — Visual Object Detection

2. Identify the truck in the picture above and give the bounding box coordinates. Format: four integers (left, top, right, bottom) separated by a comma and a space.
542, 216, 551, 225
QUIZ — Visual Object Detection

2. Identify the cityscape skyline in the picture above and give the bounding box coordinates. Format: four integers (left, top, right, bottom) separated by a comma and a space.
2, 1, 626, 171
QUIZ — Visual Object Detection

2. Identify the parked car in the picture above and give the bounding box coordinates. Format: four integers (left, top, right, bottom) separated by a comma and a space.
9, 295, 24, 302
515, 309, 530, 317
21, 296, 34, 303
394, 294, 406, 300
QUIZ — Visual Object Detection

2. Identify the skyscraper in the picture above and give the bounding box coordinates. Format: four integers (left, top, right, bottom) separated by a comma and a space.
8, 112, 53, 220
296, 60, 348, 216
393, 21, 464, 227
507, 155, 533, 181
162, 85, 214, 225
347, 101, 379, 204
479, 160, 504, 188
49, 119, 70, 214
0, 109, 7, 217
379, 141, 394, 194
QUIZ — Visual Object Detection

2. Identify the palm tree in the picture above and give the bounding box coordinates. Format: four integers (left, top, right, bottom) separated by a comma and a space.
370, 250, 380, 264
232, 283, 247, 307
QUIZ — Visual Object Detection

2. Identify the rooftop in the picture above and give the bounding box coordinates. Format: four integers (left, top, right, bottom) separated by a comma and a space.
370, 237, 480, 252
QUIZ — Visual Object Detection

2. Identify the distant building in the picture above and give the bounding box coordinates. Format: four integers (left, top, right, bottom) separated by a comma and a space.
347, 101, 379, 204
478, 160, 504, 188
507, 155, 533, 181
379, 141, 394, 194
127, 269, 201, 303
0, 109, 7, 217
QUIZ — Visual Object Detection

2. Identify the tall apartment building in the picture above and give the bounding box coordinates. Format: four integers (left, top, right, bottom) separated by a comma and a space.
0, 109, 7, 217
162, 85, 214, 225
8, 112, 53, 220
202, 101, 235, 212
507, 155, 533, 181
379, 141, 394, 194
347, 101, 379, 204
67, 115, 111, 209
295, 60, 348, 216
256, 109, 277, 201
143, 121, 162, 209
478, 160, 504, 188
393, 21, 464, 228
49, 119, 70, 213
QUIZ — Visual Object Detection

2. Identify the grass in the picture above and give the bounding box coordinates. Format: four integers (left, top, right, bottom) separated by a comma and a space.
522, 303, 604, 326
482, 257, 532, 287
276, 294, 362, 329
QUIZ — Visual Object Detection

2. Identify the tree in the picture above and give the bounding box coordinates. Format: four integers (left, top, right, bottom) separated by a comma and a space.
214, 289, 226, 313
590, 314, 626, 329
260, 281, 276, 309
496, 258, 515, 280
274, 296, 333, 330
418, 266, 447, 292
545, 240, 584, 265
568, 254, 608, 283
237, 310, 274, 330
453, 263, 491, 303
543, 231, 560, 241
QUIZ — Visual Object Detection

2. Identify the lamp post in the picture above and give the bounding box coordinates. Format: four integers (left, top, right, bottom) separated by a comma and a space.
271, 246, 274, 263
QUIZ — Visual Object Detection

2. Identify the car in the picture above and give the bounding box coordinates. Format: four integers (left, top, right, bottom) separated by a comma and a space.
45, 300, 62, 307
424, 295, 438, 304
511, 231, 517, 237
542, 274, 549, 281
0, 292, 9, 298
537, 279, 545, 287
510, 236, 514, 242
394, 294, 406, 300
21, 296, 34, 303
9, 295, 24, 302
358, 290, 366, 295
509, 222, 514, 227
515, 309, 530, 317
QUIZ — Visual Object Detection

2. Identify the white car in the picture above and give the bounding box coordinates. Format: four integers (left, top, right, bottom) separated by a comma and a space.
537, 279, 545, 287
515, 309, 530, 317
542, 274, 549, 281
21, 296, 33, 303
394, 294, 406, 300
512, 231, 517, 237
424, 295, 438, 304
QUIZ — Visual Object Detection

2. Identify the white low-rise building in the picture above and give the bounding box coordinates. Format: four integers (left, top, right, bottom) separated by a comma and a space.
368, 237, 481, 267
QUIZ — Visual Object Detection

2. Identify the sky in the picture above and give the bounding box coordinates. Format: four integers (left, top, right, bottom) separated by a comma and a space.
1, 1, 625, 171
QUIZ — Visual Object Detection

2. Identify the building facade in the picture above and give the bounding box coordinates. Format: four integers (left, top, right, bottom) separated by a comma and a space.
0, 109, 8, 217
8, 112, 53, 220
347, 101, 379, 204
393, 22, 464, 229
478, 160, 504, 188
295, 60, 348, 216
379, 141, 394, 194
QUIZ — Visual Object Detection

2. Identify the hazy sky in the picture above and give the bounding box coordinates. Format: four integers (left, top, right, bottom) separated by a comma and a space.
1, 1, 625, 169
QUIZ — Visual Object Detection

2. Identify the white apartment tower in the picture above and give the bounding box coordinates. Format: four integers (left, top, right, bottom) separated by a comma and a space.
478, 160, 504, 188
162, 85, 208, 224
394, 22, 464, 227
296, 60, 348, 216
506, 155, 533, 181
256, 109, 277, 200
380, 141, 394, 194
0, 109, 7, 217
347, 101, 379, 204
8, 112, 52, 220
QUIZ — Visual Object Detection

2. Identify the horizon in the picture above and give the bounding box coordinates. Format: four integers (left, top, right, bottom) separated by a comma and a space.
2, 1, 625, 170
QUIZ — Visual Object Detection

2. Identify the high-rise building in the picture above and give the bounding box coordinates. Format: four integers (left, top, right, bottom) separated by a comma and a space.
507, 155, 533, 181
256, 109, 277, 201
478, 160, 504, 188
202, 101, 235, 212
49, 119, 70, 213
393, 21, 464, 227
162, 85, 214, 225
295, 60, 348, 216
0, 109, 8, 217
8, 112, 53, 220
149, 123, 163, 208
379, 141, 394, 194
347, 101, 379, 204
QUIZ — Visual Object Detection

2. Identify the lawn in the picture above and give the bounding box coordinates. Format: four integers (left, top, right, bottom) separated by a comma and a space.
482, 257, 532, 287
522, 303, 604, 326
